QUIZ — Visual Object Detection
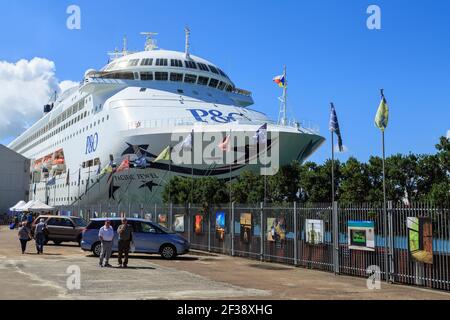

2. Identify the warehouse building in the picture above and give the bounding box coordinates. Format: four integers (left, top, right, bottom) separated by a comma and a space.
0, 144, 30, 214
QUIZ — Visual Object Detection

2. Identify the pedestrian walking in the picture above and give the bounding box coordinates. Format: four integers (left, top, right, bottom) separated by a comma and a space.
98, 220, 114, 268
117, 218, 134, 268
26, 212, 33, 228
18, 222, 31, 254
34, 218, 47, 254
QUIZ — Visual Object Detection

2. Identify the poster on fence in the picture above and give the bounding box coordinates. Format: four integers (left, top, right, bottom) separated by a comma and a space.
240, 213, 252, 244
305, 219, 324, 244
267, 216, 286, 243
144, 213, 152, 221
407, 217, 433, 264
173, 214, 185, 233
215, 212, 226, 241
158, 214, 167, 228
194, 214, 203, 235
348, 221, 375, 252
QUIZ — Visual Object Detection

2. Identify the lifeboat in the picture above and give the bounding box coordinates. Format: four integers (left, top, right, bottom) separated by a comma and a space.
51, 149, 66, 174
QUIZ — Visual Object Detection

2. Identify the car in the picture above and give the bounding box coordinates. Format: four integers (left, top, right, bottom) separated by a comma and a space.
31, 215, 88, 246
80, 218, 190, 260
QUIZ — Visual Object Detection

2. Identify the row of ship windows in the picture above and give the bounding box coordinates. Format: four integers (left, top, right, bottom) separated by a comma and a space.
105, 58, 228, 78
100, 71, 233, 91
16, 97, 91, 151
28, 114, 110, 159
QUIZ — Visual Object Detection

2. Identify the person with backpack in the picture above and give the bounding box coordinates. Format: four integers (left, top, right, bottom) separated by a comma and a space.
34, 218, 48, 254
18, 222, 32, 254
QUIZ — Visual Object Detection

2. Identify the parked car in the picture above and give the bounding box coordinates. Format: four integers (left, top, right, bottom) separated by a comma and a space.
31, 215, 87, 245
81, 218, 190, 260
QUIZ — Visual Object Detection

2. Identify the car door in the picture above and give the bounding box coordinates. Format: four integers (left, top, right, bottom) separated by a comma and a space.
57, 218, 76, 240
134, 222, 164, 253
45, 218, 62, 240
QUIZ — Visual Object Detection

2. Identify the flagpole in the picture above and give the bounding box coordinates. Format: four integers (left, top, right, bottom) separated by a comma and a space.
229, 129, 232, 207
282, 65, 287, 126
331, 130, 335, 204
382, 128, 388, 282
191, 130, 194, 205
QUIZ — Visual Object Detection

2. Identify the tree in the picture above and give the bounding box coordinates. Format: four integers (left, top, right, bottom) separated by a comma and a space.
339, 157, 370, 203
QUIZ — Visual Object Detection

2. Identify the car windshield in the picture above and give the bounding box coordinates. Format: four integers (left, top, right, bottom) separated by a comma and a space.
155, 223, 175, 234
72, 218, 87, 227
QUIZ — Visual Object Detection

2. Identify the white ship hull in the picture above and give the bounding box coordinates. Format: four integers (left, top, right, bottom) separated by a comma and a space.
8, 43, 325, 206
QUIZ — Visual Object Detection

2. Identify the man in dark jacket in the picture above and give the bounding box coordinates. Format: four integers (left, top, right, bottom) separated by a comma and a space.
117, 218, 134, 268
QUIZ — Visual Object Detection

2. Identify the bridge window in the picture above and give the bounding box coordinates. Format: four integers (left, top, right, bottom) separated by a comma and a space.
208, 78, 219, 88
127, 59, 140, 67
184, 60, 197, 69
155, 72, 168, 81
170, 59, 183, 67
155, 58, 168, 66
197, 63, 209, 72
184, 74, 197, 84
226, 84, 234, 92
217, 81, 226, 90
208, 65, 219, 74
170, 73, 183, 82
140, 72, 153, 81
218, 68, 228, 78
141, 58, 153, 66
197, 76, 209, 86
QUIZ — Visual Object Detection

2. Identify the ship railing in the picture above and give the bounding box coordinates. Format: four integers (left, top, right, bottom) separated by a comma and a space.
231, 87, 252, 97
127, 117, 320, 134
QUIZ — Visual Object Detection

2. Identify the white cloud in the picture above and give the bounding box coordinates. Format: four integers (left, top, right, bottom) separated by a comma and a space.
0, 58, 76, 140
334, 144, 349, 153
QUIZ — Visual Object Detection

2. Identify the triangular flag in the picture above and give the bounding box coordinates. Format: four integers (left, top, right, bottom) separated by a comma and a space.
153, 146, 171, 162
116, 158, 130, 173
219, 135, 231, 152
329, 103, 344, 152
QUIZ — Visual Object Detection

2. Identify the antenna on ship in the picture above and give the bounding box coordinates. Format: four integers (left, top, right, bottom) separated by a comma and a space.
141, 32, 158, 51
122, 35, 128, 55
184, 27, 191, 59
277, 65, 288, 126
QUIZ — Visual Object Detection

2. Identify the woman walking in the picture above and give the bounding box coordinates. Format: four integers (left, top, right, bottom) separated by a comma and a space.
18, 222, 31, 254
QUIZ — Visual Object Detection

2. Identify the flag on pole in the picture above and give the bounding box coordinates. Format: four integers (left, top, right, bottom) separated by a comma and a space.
329, 103, 344, 152
273, 75, 287, 88
47, 177, 56, 186
116, 158, 130, 173
153, 146, 171, 163
219, 134, 231, 152
66, 169, 70, 186
375, 90, 389, 131
252, 123, 268, 144
180, 132, 193, 151
134, 156, 149, 169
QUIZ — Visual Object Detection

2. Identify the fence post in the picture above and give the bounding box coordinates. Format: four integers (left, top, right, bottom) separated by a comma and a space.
387, 201, 394, 283
231, 202, 235, 257
293, 202, 298, 266
260, 202, 264, 262
208, 208, 211, 252
169, 202, 173, 232
332, 201, 339, 275
188, 203, 191, 244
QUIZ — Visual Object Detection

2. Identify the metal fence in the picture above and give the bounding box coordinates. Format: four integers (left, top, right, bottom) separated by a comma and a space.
55, 201, 450, 292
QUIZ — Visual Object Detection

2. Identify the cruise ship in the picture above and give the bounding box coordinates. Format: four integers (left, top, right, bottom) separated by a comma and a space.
8, 31, 325, 206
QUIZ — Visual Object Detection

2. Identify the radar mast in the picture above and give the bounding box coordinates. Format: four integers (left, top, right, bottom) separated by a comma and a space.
141, 32, 158, 51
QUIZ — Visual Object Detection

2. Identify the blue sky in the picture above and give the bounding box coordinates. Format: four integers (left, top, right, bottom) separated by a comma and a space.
0, 0, 449, 163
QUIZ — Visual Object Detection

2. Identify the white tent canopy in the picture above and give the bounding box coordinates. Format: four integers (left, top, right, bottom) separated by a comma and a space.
27, 200, 54, 212
19, 200, 36, 212
10, 200, 27, 212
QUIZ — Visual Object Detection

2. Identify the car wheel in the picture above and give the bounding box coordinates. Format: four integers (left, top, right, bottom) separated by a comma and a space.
92, 242, 102, 257
160, 244, 177, 260
53, 240, 62, 245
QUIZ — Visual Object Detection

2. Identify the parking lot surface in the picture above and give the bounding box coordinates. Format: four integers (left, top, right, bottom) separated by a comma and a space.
1, 226, 449, 300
